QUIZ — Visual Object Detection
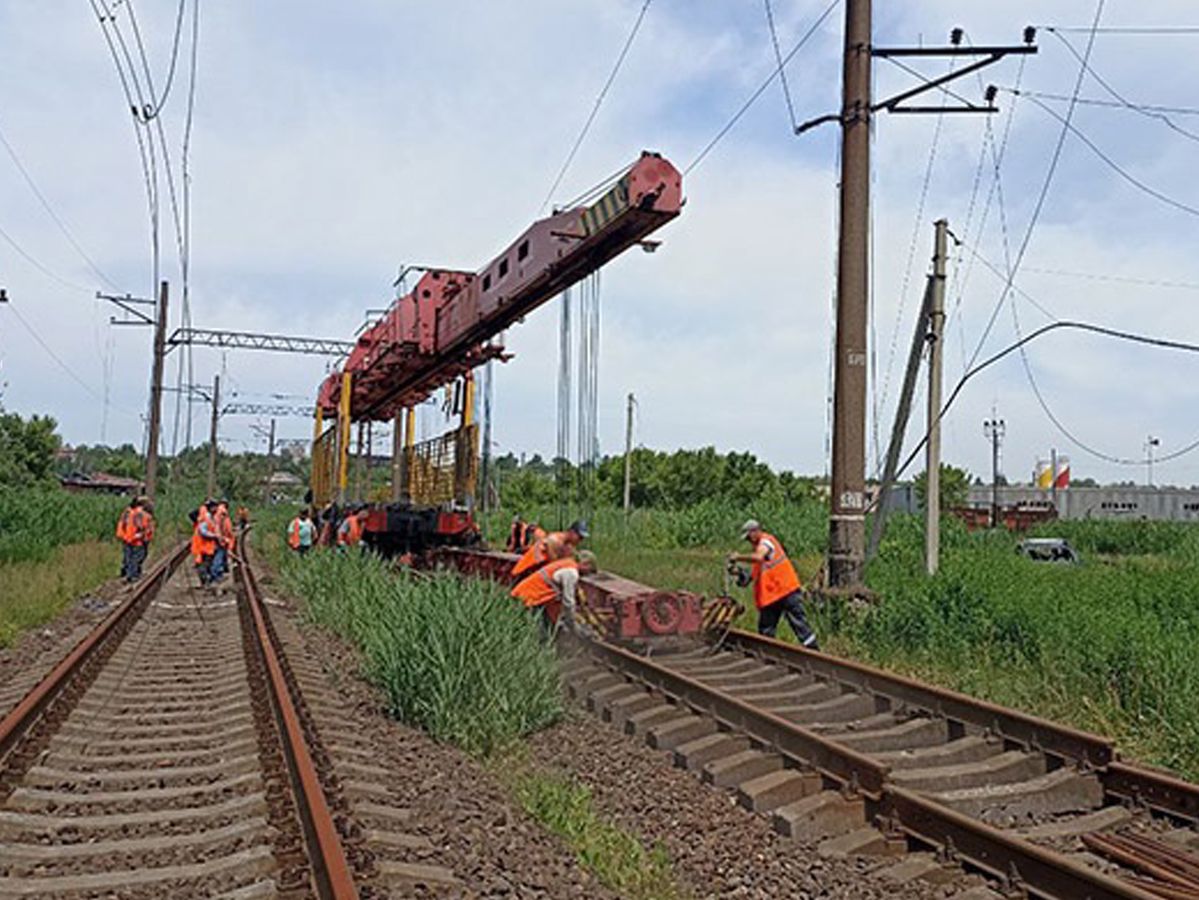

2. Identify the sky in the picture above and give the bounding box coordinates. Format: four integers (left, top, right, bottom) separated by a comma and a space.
1, 0, 1198, 487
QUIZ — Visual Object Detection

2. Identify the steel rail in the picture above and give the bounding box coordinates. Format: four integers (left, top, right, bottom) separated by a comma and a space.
0, 541, 188, 759
583, 636, 889, 796
1105, 761, 1199, 822
721, 629, 1114, 766
236, 540, 357, 900
579, 636, 1162, 899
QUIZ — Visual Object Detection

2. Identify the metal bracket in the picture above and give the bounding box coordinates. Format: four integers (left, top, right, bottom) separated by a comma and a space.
96, 291, 155, 326
796, 32, 1037, 133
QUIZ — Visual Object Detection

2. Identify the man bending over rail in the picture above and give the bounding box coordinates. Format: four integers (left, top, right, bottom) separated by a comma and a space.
511, 550, 598, 638
116, 496, 155, 582
728, 520, 818, 649
511, 519, 588, 577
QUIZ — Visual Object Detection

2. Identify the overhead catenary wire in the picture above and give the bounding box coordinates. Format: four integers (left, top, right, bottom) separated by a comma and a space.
964, 0, 1105, 374
1020, 94, 1199, 219
0, 219, 95, 293
1047, 28, 1199, 143
539, 0, 653, 214
763, 0, 799, 131
1004, 89, 1199, 119
892, 317, 1199, 483
1039, 25, 1199, 35
684, 0, 840, 176
0, 121, 119, 290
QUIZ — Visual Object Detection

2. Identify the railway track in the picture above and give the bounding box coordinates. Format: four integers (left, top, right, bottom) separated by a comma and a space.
0, 539, 457, 899
563, 628, 1199, 900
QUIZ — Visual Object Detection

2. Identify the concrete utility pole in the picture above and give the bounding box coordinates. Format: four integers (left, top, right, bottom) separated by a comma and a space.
206, 374, 221, 499
391, 411, 404, 502
262, 418, 276, 506
623, 392, 635, 515
144, 281, 169, 502
827, 0, 872, 588
984, 410, 1005, 528
1146, 435, 1160, 487
925, 220, 948, 576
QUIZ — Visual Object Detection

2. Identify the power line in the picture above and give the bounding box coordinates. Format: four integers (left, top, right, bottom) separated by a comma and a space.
965, 0, 1105, 372
894, 317, 1199, 481
3, 303, 138, 416
1040, 25, 1199, 35
1004, 88, 1199, 118
0, 219, 94, 293
539, 0, 653, 214
0, 121, 119, 290
1048, 28, 1199, 143
763, 0, 798, 131
1021, 94, 1199, 219
684, 0, 839, 176
1020, 266, 1199, 292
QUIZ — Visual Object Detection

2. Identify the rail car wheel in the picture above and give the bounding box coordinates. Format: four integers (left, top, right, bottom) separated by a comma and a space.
642, 593, 683, 635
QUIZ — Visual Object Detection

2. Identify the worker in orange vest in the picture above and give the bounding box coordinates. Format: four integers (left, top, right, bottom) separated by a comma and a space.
116, 496, 155, 582
511, 520, 587, 577
191, 499, 220, 587
728, 519, 818, 648
211, 499, 235, 582
287, 509, 316, 555
336, 506, 367, 549
511, 550, 597, 636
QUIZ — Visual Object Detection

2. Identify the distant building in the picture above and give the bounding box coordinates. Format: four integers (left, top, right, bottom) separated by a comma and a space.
966, 485, 1199, 522
60, 471, 142, 496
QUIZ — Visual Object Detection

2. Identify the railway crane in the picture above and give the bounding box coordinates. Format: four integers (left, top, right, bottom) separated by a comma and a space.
309, 151, 684, 553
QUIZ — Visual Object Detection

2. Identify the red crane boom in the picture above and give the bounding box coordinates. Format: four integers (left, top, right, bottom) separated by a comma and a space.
317, 151, 683, 420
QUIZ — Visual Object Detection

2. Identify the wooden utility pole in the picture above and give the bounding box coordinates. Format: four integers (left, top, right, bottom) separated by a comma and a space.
623, 392, 635, 515
925, 220, 948, 576
144, 281, 169, 501
827, 0, 872, 588
206, 374, 221, 498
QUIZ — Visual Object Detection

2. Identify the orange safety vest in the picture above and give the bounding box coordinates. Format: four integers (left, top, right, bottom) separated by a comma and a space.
751, 532, 802, 609
215, 505, 235, 549
288, 518, 303, 549
511, 557, 578, 609
337, 515, 363, 547
511, 530, 566, 576
116, 508, 153, 546
191, 507, 218, 563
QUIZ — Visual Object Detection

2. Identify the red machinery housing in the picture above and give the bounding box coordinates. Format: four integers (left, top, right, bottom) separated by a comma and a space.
317, 152, 683, 421
430, 547, 740, 642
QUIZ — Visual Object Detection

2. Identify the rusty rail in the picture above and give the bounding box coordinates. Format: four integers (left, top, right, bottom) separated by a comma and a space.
0, 541, 188, 760
236, 539, 357, 900
721, 629, 1115, 767
578, 636, 1164, 900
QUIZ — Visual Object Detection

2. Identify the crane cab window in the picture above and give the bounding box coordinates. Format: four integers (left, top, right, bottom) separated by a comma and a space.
483, 273, 491, 291
518, 240, 529, 261
499, 258, 509, 279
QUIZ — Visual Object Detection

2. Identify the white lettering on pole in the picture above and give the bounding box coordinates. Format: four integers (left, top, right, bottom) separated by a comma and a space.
847, 351, 867, 367
840, 490, 864, 510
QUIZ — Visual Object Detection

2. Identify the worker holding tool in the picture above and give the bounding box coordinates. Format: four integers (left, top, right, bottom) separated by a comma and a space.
511, 520, 588, 576
191, 499, 221, 588
211, 499, 235, 581
116, 496, 155, 583
511, 550, 597, 637
728, 519, 818, 648
287, 509, 316, 555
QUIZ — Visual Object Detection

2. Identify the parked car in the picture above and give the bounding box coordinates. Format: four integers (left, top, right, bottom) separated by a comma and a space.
1016, 538, 1080, 564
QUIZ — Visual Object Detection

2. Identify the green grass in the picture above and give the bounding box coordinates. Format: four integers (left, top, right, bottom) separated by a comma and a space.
0, 487, 202, 646
499, 755, 686, 900
279, 549, 563, 756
